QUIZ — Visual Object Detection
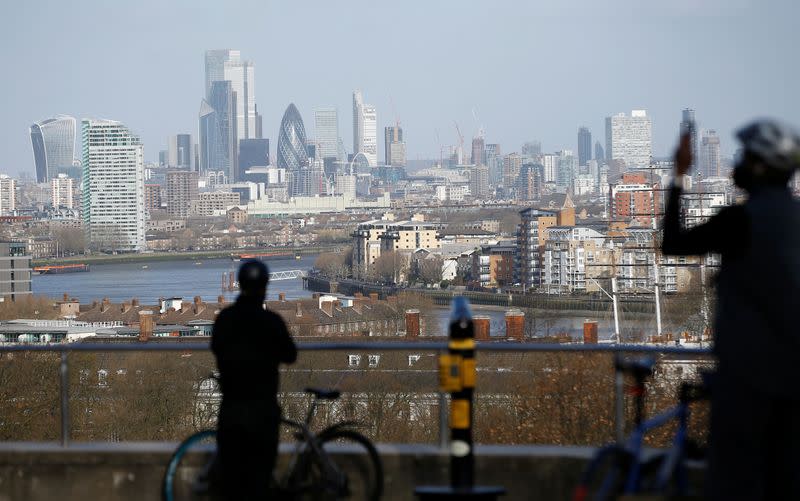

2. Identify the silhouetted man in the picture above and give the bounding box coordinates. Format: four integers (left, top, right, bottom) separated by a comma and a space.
663, 121, 800, 500
211, 260, 297, 499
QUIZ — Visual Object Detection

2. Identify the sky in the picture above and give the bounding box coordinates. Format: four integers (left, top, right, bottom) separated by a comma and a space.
2, 0, 799, 177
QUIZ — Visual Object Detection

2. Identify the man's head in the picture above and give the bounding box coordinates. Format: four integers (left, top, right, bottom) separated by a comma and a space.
238, 260, 269, 297
733, 119, 800, 191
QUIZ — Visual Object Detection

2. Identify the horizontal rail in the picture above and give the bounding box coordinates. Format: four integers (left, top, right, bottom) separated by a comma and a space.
0, 341, 712, 356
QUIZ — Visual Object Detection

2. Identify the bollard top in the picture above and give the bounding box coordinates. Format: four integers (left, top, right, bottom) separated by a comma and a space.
449, 296, 473, 324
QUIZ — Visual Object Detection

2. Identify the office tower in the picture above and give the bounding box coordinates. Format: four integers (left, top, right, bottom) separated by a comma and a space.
81, 119, 145, 252
0, 176, 16, 215
255, 104, 263, 139
542, 154, 558, 184
516, 163, 543, 201
199, 80, 238, 180
158, 150, 168, 167
30, 115, 76, 183
595, 141, 605, 162
204, 49, 239, 98
605, 110, 652, 169
469, 165, 490, 198
352, 90, 377, 166
223, 57, 256, 141
165, 170, 199, 218
51, 174, 74, 209
485, 143, 502, 184
578, 127, 592, 166
239, 138, 269, 171
168, 134, 193, 169
278, 104, 310, 196
471, 136, 486, 166
699, 130, 721, 178
384, 125, 406, 166
352, 90, 363, 158
521, 141, 542, 158
0, 242, 31, 301
680, 109, 698, 172
315, 108, 340, 161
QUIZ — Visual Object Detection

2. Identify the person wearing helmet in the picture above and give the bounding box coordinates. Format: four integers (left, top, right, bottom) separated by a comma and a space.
211, 259, 297, 499
663, 120, 800, 500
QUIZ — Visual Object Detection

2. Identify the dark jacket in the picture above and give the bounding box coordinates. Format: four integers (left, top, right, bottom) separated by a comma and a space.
211, 295, 297, 404
663, 184, 800, 397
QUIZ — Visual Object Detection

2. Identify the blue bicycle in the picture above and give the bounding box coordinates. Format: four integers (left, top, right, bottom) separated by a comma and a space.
573, 356, 711, 501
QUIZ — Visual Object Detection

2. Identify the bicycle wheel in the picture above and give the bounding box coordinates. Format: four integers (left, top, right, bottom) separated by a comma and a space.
162, 430, 218, 501
573, 445, 632, 501
292, 429, 383, 501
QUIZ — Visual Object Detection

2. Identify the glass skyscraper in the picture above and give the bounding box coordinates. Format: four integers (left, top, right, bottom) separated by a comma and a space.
30, 115, 76, 182
278, 103, 310, 196
199, 81, 238, 181
577, 127, 592, 167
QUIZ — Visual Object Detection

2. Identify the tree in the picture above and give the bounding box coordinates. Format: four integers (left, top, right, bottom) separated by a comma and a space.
52, 228, 86, 255
372, 251, 407, 285
416, 255, 444, 287
314, 250, 351, 279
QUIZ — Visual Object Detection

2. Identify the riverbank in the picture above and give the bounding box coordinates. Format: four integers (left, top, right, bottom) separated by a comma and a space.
32, 245, 344, 267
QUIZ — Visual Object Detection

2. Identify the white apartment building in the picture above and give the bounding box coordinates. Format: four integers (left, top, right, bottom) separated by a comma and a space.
189, 191, 241, 216
543, 226, 609, 293
51, 173, 74, 209
0, 175, 16, 215
361, 104, 377, 166
435, 184, 468, 202
81, 119, 146, 252
605, 110, 652, 169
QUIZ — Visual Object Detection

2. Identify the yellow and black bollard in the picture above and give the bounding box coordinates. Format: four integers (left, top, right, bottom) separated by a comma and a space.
415, 297, 505, 500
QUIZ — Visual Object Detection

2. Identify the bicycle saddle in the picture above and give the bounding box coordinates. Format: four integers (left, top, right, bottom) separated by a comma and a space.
305, 387, 341, 400
615, 356, 656, 378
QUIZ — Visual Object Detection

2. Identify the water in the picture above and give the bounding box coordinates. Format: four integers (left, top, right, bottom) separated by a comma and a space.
32, 255, 317, 304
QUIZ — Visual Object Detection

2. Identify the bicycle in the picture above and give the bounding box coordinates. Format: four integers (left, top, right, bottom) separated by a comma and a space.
162, 387, 384, 500
573, 355, 711, 501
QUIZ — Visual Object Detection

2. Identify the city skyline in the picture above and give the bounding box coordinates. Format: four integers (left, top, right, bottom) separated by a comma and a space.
2, 0, 799, 176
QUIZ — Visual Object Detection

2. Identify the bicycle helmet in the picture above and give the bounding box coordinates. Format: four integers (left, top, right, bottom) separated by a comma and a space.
237, 259, 269, 294
736, 119, 800, 173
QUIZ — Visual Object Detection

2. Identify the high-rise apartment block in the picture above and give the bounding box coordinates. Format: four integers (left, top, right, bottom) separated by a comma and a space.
168, 134, 193, 169
51, 174, 74, 209
166, 170, 199, 218
471, 136, 486, 166
469, 165, 490, 199
0, 242, 31, 301
516, 163, 542, 201
81, 119, 146, 252
384, 126, 406, 166
315, 108, 340, 161
699, 130, 721, 179
578, 127, 592, 166
144, 184, 162, 213
30, 115, 76, 182
0, 176, 16, 215
609, 172, 660, 226
605, 110, 652, 169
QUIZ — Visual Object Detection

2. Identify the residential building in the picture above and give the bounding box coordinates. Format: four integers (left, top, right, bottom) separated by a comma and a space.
435, 184, 468, 202
542, 226, 616, 293
81, 119, 145, 252
469, 165, 490, 199
516, 163, 542, 201
165, 170, 199, 218
542, 154, 558, 184
516, 202, 575, 289
315, 108, 340, 161
0, 242, 31, 301
144, 184, 162, 213
699, 130, 721, 179
168, 134, 193, 169
471, 136, 486, 166
521, 141, 541, 158
379, 220, 442, 254
30, 115, 76, 182
556, 151, 577, 190
0, 176, 16, 215
485, 143, 502, 184
189, 191, 240, 216
199, 80, 238, 180
472, 242, 515, 288
605, 110, 652, 169
577, 127, 592, 167
609, 172, 660, 226
385, 126, 406, 166
502, 153, 522, 195
51, 174, 74, 209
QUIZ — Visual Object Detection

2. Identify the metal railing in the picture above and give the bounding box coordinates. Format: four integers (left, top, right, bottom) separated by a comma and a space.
0, 341, 713, 448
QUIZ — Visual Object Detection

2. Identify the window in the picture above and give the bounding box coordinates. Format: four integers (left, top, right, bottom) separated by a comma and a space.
348, 354, 361, 368
408, 354, 421, 367
368, 355, 380, 368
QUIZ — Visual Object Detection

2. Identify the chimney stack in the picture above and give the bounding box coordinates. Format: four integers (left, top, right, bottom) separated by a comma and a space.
63, 293, 69, 302
353, 298, 363, 315
138, 311, 154, 342
505, 309, 525, 341
217, 295, 225, 304
278, 292, 286, 302
583, 320, 599, 344
295, 302, 302, 317
321, 300, 334, 317
100, 298, 110, 313
405, 309, 420, 338
121, 302, 131, 313
474, 315, 491, 341
193, 296, 203, 314
131, 298, 139, 307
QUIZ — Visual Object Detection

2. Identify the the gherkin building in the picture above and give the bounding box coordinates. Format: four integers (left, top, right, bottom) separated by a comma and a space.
277, 103, 309, 172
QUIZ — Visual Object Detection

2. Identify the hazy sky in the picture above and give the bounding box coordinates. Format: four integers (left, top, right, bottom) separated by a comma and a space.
2, 0, 798, 176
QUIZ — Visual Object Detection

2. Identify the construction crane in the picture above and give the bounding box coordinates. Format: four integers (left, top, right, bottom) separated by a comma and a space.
454, 121, 464, 165
472, 107, 485, 139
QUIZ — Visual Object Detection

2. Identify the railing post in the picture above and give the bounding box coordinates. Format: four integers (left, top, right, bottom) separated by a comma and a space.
437, 353, 448, 451
614, 355, 624, 443
60, 351, 70, 447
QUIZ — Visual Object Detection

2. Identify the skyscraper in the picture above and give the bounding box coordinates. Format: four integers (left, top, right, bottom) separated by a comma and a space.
469, 165, 490, 199
605, 110, 652, 169
384, 126, 406, 166
223, 57, 256, 141
51, 174, 74, 209
81, 119, 145, 252
485, 143, 502, 184
166, 170, 199, 218
168, 134, 193, 169
577, 127, 592, 167
315, 108, 340, 161
699, 129, 721, 178
238, 138, 269, 171
0, 176, 16, 215
680, 109, 698, 173
352, 90, 377, 166
471, 136, 486, 166
556, 151, 577, 190
595, 141, 605, 163
199, 80, 238, 180
30, 115, 76, 182
204, 49, 239, 98
278, 103, 311, 196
